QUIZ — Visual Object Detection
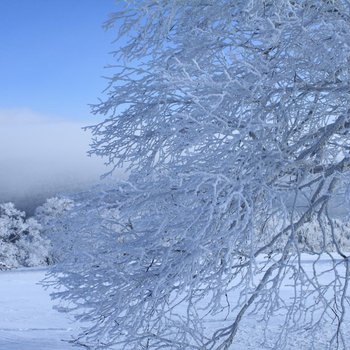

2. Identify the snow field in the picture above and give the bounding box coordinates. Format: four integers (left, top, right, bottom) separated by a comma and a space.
0, 268, 79, 350
1, 256, 349, 349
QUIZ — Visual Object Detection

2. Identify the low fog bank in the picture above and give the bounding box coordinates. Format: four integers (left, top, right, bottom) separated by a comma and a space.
0, 109, 124, 215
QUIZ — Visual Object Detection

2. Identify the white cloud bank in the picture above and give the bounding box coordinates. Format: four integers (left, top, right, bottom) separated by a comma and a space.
0, 108, 123, 213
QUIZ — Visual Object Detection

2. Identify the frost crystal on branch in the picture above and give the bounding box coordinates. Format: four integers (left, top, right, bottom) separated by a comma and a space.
51, 1, 350, 349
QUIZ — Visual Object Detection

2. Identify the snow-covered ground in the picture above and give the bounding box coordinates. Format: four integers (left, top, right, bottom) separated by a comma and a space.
0, 268, 79, 350
1, 258, 349, 349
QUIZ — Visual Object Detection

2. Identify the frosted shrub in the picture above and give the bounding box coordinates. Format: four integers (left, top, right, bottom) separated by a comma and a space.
0, 203, 51, 269
35, 197, 74, 224
36, 190, 122, 263
297, 218, 350, 253
35, 197, 75, 263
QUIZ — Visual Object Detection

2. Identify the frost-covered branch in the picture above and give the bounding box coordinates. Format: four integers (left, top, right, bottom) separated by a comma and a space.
50, 1, 350, 349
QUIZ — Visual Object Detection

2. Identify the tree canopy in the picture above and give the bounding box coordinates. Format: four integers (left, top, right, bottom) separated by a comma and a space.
52, 1, 350, 349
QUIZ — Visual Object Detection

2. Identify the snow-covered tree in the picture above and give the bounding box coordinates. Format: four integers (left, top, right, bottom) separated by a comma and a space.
50, 1, 350, 349
0, 203, 51, 269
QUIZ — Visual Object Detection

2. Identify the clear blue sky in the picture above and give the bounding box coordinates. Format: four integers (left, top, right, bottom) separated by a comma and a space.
0, 0, 119, 120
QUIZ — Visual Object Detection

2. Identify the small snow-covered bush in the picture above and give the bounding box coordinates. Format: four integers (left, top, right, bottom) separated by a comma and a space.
36, 187, 124, 264
259, 214, 350, 254
297, 217, 350, 253
35, 197, 75, 263
35, 197, 74, 224
0, 203, 51, 269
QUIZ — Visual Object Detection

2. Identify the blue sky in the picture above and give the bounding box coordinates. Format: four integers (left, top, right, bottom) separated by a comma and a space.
0, 0, 118, 120
0, 0, 126, 210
